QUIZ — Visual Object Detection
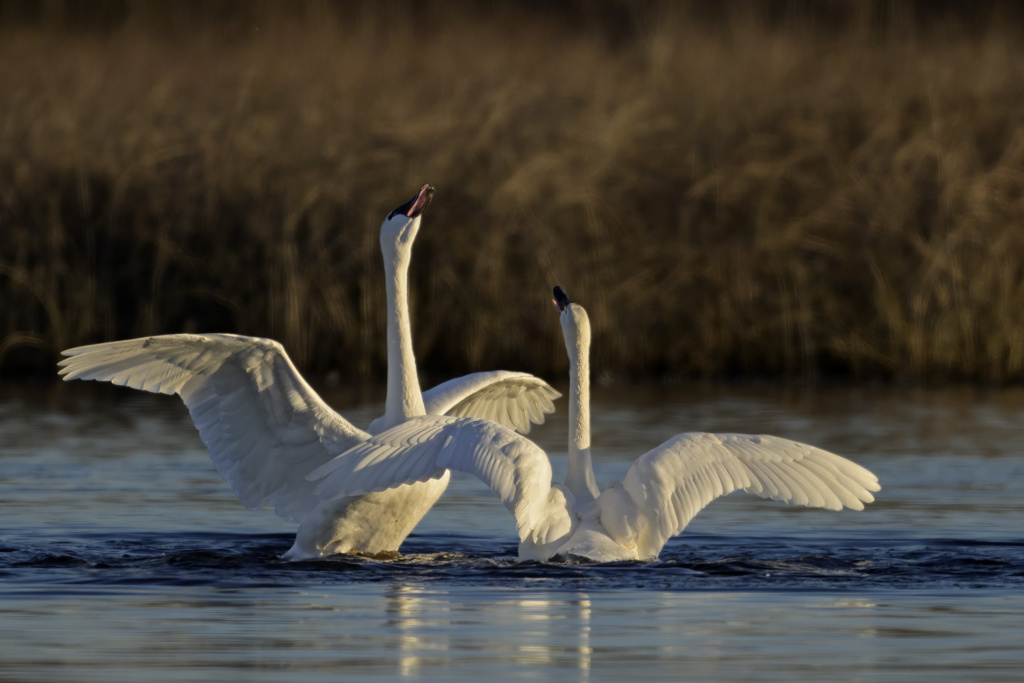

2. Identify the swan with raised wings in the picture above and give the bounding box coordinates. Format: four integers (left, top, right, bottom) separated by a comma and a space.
309, 286, 880, 562
57, 185, 560, 559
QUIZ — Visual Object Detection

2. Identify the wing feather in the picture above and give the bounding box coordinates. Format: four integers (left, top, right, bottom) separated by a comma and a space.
620, 432, 880, 558
59, 334, 369, 521
420, 371, 561, 434
309, 415, 572, 546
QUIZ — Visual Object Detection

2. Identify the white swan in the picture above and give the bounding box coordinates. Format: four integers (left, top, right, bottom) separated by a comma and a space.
57, 184, 560, 559
309, 286, 881, 562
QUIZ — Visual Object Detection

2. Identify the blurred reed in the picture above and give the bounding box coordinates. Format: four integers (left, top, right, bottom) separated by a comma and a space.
2, 2, 1024, 383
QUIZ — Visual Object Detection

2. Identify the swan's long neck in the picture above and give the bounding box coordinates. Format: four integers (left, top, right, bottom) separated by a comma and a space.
566, 314, 600, 504
383, 243, 424, 428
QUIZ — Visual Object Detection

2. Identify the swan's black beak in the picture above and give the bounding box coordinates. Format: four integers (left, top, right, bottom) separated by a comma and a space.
553, 286, 572, 312
388, 184, 435, 220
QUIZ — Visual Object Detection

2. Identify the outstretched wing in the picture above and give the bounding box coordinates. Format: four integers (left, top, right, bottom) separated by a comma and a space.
309, 415, 572, 547
58, 334, 369, 521
618, 432, 880, 559
420, 371, 561, 434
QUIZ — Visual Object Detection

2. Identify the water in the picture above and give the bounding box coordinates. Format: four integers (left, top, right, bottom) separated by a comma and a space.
2, 382, 1023, 681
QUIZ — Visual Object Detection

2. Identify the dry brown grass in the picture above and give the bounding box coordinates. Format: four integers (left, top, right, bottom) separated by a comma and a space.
2, 4, 1024, 383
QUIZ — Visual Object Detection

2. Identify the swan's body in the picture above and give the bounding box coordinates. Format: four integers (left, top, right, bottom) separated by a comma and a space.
310, 287, 880, 562
58, 185, 559, 559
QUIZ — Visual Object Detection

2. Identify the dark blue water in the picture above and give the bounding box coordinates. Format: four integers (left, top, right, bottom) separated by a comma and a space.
2, 383, 1024, 681
5, 531, 1022, 595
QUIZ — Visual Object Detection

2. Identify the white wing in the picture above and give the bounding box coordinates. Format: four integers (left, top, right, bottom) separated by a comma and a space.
309, 415, 572, 546
619, 432, 881, 558
420, 371, 561, 434
58, 334, 369, 521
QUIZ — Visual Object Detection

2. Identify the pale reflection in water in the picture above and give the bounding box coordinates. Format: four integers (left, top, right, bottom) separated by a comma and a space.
385, 583, 449, 677
380, 585, 596, 678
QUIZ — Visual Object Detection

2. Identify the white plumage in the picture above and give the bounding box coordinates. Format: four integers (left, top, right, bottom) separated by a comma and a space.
310, 287, 880, 562
58, 185, 560, 559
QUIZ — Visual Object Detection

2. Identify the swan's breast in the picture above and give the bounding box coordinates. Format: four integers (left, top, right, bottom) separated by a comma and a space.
597, 483, 645, 549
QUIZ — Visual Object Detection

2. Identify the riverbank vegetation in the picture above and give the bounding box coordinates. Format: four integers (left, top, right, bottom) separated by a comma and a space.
2, 1, 1024, 383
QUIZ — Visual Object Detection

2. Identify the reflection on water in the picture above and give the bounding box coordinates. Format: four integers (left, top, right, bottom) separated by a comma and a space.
380, 588, 597, 679
3, 584, 1023, 682
2, 382, 1024, 681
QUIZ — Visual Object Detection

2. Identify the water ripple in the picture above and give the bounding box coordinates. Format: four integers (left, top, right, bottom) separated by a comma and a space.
2, 532, 1021, 594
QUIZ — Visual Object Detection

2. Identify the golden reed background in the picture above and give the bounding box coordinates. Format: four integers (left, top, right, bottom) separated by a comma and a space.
2, 1, 1024, 383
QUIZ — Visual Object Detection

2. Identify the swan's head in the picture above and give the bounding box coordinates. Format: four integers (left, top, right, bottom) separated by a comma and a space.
553, 285, 591, 359
380, 183, 434, 254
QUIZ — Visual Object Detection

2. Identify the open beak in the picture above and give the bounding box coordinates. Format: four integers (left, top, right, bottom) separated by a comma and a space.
406, 184, 435, 218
